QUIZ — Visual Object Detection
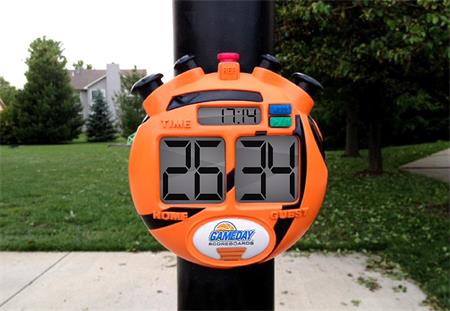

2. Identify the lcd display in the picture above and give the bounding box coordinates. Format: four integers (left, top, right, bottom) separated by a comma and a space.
160, 138, 225, 203
198, 107, 261, 125
235, 136, 298, 202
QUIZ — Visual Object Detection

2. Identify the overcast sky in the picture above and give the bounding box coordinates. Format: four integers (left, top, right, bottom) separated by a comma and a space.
0, 0, 174, 88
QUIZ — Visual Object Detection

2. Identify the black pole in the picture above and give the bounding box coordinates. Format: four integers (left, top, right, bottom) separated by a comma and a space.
177, 258, 274, 310
173, 0, 274, 73
173, 1, 275, 310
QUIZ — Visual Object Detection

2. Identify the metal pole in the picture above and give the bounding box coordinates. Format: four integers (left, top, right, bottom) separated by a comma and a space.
173, 1, 275, 310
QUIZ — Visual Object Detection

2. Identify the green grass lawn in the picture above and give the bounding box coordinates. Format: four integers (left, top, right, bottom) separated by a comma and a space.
1, 141, 449, 308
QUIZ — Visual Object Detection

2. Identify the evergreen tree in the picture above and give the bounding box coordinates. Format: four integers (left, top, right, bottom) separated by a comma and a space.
86, 92, 117, 142
116, 68, 146, 137
14, 37, 83, 144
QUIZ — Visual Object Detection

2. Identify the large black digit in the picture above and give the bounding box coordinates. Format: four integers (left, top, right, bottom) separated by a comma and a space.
241, 140, 266, 201
194, 140, 223, 200
245, 108, 257, 124
269, 142, 296, 198
226, 108, 236, 124
163, 140, 190, 200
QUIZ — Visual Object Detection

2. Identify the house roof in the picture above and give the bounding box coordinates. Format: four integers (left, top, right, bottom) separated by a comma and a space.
69, 69, 146, 91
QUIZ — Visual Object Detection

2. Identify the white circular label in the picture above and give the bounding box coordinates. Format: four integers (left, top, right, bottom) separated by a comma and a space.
192, 218, 270, 260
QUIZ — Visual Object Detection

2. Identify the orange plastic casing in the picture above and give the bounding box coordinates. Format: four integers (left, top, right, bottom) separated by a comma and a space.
129, 64, 327, 268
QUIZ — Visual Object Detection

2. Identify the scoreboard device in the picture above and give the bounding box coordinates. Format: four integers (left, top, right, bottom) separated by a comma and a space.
129, 53, 327, 268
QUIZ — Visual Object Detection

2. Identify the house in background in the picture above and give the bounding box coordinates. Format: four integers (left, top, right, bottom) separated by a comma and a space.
69, 63, 146, 121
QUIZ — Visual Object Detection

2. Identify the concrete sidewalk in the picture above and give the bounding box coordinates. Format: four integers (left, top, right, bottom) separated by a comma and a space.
0, 252, 430, 311
401, 148, 450, 183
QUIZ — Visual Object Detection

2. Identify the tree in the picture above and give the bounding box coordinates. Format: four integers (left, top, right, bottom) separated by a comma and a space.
12, 37, 83, 144
86, 91, 117, 142
0, 77, 19, 144
115, 68, 146, 137
276, 0, 449, 173
0, 77, 17, 107
73, 60, 93, 70
0, 106, 17, 144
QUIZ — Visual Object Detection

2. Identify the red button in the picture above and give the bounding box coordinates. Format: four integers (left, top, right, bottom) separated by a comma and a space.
217, 52, 240, 63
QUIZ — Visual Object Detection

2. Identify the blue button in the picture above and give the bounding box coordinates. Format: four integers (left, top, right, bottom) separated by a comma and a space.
269, 104, 292, 115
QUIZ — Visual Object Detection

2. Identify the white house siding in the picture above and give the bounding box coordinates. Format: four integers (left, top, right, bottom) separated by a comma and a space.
79, 90, 88, 119
106, 64, 121, 121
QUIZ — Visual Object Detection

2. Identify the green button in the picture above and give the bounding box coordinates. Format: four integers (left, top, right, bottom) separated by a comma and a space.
270, 117, 292, 128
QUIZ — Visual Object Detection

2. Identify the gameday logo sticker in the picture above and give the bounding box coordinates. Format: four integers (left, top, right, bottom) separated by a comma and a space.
193, 218, 270, 260
209, 221, 255, 246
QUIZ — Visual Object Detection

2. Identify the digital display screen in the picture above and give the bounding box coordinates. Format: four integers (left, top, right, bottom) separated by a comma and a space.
235, 136, 298, 202
160, 138, 225, 203
198, 107, 261, 125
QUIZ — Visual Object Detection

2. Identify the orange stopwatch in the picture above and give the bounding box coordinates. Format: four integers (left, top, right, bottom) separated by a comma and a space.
129, 53, 327, 268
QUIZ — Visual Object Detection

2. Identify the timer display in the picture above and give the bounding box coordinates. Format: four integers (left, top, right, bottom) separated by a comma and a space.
160, 137, 225, 203
198, 107, 261, 125
159, 135, 298, 204
236, 136, 298, 202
